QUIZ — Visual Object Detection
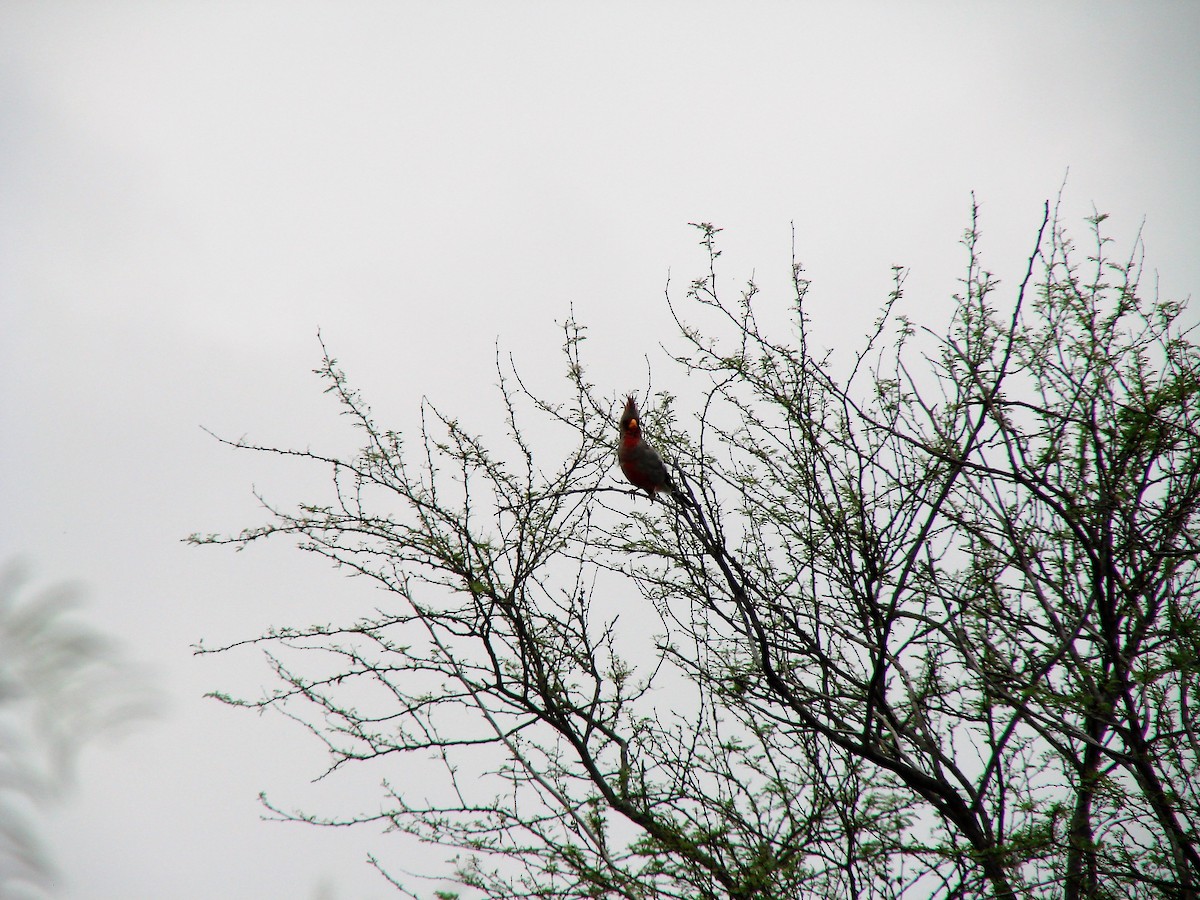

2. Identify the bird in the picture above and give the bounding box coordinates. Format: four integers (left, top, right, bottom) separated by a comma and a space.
617, 395, 680, 501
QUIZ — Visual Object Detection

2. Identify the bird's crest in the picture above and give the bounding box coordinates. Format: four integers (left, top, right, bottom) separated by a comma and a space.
621, 396, 640, 432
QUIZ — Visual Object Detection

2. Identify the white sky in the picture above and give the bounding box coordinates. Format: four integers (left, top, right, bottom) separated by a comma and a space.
2, 3, 1197, 897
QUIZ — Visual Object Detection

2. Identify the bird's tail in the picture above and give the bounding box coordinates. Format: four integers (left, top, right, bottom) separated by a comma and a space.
664, 475, 699, 510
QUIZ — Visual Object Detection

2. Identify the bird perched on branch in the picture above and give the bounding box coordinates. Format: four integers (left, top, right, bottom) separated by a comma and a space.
618, 395, 681, 502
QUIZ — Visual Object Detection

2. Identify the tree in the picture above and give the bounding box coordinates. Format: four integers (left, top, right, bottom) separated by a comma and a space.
191, 201, 1200, 900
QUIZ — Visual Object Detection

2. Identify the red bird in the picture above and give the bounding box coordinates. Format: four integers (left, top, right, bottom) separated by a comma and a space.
618, 396, 678, 500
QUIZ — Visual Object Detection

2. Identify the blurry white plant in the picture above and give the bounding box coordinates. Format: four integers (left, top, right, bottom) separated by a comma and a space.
0, 561, 158, 899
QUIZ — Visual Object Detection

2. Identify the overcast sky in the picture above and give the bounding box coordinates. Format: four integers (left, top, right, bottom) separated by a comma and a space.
2, 3, 1198, 898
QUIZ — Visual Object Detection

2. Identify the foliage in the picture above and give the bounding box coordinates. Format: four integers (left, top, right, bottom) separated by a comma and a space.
0, 562, 159, 898
191, 203, 1200, 899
